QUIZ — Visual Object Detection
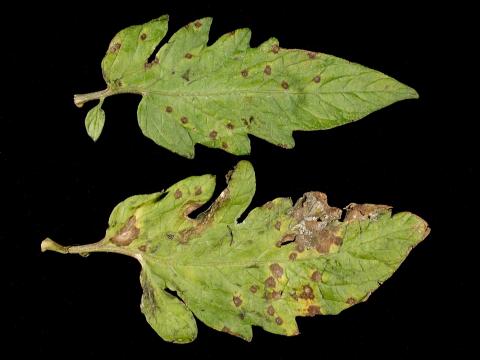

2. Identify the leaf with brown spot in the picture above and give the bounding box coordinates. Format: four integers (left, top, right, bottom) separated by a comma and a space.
311, 271, 322, 282
270, 263, 284, 278
265, 276, 276, 288
74, 16, 418, 157
307, 305, 321, 316
42, 161, 429, 343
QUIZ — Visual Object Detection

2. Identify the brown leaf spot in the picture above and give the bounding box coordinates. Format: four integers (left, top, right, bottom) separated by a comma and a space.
225, 169, 234, 182
110, 216, 139, 246
185, 52, 193, 59
290, 292, 299, 301
174, 189, 182, 199
226, 122, 234, 130
222, 326, 241, 338
138, 245, 147, 252
315, 230, 343, 254
273, 222, 282, 231
344, 203, 391, 222
239, 313, 245, 320
292, 192, 341, 222
264, 65, 272, 75
177, 234, 189, 244
180, 116, 189, 124
289, 252, 297, 261
310, 271, 322, 282
313, 75, 321, 83
307, 51, 316, 59
269, 263, 284, 278
271, 44, 280, 53
166, 232, 175, 240
291, 192, 344, 253
275, 317, 283, 325
250, 285, 258, 293
299, 285, 315, 300
222, 142, 229, 149
346, 297, 356, 305
194, 20, 202, 28
271, 290, 281, 300
233, 296, 243, 307
276, 233, 295, 247
307, 305, 321, 316
184, 203, 202, 216
267, 305, 275, 316
281, 81, 289, 89
295, 243, 305, 253
241, 69, 248, 77
195, 186, 202, 195
209, 130, 218, 140
165, 106, 173, 113
140, 33, 147, 40
110, 42, 121, 53
265, 276, 276, 288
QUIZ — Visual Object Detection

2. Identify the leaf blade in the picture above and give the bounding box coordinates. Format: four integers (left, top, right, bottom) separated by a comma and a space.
78, 16, 418, 157
140, 269, 197, 343
84, 101, 105, 141
43, 162, 429, 342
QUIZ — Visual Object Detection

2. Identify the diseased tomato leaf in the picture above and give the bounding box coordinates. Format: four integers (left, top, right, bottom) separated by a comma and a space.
75, 16, 418, 157
42, 161, 429, 343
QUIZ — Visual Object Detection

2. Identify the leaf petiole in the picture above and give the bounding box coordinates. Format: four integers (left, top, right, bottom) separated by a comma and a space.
74, 87, 143, 108
74, 89, 110, 108
41, 237, 137, 258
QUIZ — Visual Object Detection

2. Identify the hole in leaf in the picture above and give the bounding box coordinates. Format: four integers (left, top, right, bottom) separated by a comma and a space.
163, 288, 187, 305
279, 236, 295, 247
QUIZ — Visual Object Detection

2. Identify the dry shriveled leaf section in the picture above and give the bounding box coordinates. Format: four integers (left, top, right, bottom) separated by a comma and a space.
42, 161, 429, 343
75, 16, 418, 157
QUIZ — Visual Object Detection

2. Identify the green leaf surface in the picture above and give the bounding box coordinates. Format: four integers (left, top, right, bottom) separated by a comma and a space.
74, 16, 418, 158
84, 100, 105, 141
42, 161, 429, 343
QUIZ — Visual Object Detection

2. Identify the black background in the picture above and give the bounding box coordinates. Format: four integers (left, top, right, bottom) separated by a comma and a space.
1, 1, 471, 358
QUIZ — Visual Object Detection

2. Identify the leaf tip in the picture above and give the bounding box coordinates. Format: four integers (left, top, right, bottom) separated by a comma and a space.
417, 217, 430, 240
408, 86, 420, 99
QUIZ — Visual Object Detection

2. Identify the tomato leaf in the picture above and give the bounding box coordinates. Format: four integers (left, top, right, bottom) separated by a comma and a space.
74, 16, 418, 157
42, 161, 429, 343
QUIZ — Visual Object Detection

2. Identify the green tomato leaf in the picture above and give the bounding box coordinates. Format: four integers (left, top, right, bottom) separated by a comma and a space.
84, 100, 105, 141
42, 161, 429, 343
74, 16, 418, 158
140, 268, 197, 343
